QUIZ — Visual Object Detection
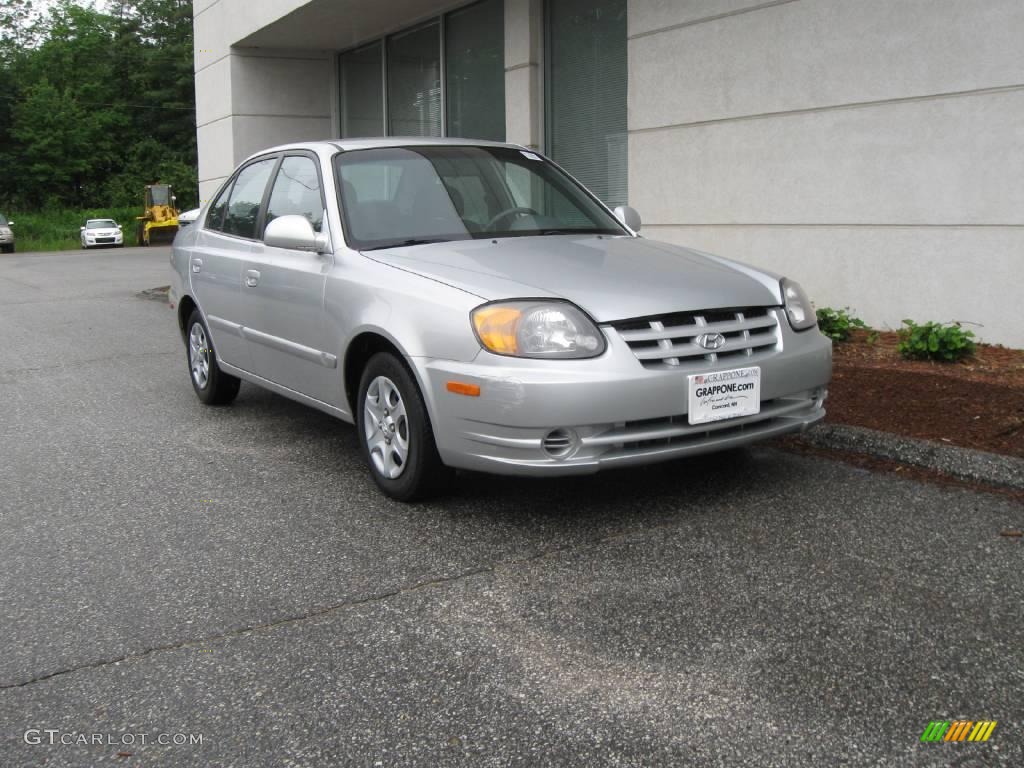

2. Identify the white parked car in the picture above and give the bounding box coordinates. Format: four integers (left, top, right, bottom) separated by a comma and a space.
80, 219, 124, 249
177, 208, 201, 229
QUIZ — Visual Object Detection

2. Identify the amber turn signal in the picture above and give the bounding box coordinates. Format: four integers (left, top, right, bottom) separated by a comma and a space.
472, 305, 522, 355
446, 381, 481, 397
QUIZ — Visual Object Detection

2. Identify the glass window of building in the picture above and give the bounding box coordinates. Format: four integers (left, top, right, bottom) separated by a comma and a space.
340, 42, 384, 138
338, 2, 505, 141
445, 0, 505, 141
546, 0, 628, 207
387, 22, 442, 137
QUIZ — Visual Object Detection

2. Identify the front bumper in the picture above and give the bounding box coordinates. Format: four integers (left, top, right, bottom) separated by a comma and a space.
84, 234, 123, 246
413, 311, 832, 476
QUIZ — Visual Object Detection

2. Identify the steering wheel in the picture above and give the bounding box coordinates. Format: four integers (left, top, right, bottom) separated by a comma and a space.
486, 206, 540, 232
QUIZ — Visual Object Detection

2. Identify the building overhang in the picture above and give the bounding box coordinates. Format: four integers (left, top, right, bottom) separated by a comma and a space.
234, 0, 464, 51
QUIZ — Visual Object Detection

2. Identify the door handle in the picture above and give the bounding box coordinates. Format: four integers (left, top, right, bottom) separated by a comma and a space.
191, 258, 202, 273
245, 269, 261, 287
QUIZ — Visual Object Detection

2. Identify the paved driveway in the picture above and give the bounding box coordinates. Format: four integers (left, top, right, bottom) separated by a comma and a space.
0, 247, 1020, 766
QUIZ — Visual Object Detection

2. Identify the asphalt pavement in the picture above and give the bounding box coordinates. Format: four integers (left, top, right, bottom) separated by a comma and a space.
0, 246, 1021, 766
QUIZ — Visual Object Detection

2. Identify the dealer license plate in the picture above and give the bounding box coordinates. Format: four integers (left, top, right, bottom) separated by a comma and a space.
687, 366, 761, 425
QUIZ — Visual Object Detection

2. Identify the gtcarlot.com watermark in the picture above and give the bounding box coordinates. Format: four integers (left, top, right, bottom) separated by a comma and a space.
24, 729, 204, 746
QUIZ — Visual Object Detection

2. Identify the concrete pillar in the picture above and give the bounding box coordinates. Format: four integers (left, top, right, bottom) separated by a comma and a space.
195, 47, 333, 204
504, 0, 543, 148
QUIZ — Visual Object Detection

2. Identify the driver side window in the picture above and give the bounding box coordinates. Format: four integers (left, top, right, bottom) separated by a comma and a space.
265, 156, 324, 236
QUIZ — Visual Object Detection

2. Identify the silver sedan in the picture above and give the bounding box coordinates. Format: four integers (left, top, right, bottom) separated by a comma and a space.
170, 139, 831, 500
0, 213, 14, 253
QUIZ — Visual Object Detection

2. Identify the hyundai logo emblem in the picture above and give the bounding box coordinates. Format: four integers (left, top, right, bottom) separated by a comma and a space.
696, 332, 726, 351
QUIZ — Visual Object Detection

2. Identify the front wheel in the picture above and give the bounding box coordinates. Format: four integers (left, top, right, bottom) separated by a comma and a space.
186, 310, 240, 405
357, 352, 453, 501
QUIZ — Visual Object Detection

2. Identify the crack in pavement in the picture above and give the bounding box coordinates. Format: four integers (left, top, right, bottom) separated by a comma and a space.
0, 524, 653, 691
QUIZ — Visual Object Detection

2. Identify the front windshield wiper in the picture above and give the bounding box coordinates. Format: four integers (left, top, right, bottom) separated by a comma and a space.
538, 228, 618, 236
361, 238, 452, 251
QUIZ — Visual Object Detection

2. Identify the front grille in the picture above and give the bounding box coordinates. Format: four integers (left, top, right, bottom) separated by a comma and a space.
95, 237, 115, 243
610, 307, 780, 369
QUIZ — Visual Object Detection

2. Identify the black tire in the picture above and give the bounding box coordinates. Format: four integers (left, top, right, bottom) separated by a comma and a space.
356, 352, 453, 501
185, 309, 240, 405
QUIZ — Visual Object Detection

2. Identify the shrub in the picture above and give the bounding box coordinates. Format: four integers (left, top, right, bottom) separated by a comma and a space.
898, 320, 976, 362
815, 307, 872, 343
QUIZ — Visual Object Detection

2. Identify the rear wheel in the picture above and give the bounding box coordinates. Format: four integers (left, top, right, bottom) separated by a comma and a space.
357, 352, 453, 501
186, 310, 240, 405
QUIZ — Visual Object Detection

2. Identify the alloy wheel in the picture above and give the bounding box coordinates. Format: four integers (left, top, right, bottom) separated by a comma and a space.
363, 375, 410, 479
189, 323, 210, 389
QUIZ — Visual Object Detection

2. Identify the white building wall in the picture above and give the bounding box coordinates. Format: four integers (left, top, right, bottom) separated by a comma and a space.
194, 0, 334, 203
627, 0, 1024, 347
193, 0, 1024, 346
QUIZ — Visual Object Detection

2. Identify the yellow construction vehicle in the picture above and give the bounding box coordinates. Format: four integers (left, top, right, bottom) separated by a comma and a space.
136, 184, 179, 246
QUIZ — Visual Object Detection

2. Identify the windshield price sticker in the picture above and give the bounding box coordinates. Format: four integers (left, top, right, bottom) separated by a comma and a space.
687, 366, 761, 425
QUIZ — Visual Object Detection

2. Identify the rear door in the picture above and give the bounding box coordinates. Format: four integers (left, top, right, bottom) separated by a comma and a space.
236, 153, 337, 405
189, 156, 278, 371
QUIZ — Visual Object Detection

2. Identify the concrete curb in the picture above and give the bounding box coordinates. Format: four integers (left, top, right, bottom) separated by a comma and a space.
793, 423, 1024, 491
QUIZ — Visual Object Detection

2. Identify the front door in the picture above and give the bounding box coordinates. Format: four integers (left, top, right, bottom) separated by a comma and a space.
237, 154, 337, 405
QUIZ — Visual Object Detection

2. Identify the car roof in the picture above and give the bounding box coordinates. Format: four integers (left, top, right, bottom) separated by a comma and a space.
241, 137, 529, 164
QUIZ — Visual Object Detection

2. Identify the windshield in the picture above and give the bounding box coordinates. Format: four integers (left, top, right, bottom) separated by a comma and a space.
149, 186, 170, 205
334, 145, 627, 251
0, 214, 7, 226
87, 220, 117, 229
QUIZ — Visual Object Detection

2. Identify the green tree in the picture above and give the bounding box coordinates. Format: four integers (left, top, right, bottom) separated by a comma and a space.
0, 0, 197, 211
11, 80, 99, 206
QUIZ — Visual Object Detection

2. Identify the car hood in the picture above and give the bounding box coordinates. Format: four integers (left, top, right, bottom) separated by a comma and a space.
365, 235, 782, 322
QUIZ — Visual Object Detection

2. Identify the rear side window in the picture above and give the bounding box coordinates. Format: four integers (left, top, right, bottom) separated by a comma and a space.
206, 182, 232, 231
221, 158, 276, 239
265, 156, 324, 235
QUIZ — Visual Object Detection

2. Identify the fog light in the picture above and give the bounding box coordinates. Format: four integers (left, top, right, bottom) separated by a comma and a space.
813, 387, 828, 409
542, 428, 579, 459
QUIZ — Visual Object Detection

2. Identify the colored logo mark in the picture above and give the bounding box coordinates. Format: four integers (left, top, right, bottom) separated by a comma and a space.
920, 720, 997, 742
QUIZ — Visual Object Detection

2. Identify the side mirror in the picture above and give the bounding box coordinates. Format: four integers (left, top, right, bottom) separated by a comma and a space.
7, 221, 12, 227
80, 226, 85, 231
117, 224, 122, 229
264, 214, 328, 253
612, 205, 641, 233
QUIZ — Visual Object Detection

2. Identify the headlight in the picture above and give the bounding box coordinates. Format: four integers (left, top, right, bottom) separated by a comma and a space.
781, 278, 817, 331
471, 300, 606, 358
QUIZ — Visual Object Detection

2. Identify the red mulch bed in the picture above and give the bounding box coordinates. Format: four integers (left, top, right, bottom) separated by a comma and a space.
826, 330, 1024, 459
